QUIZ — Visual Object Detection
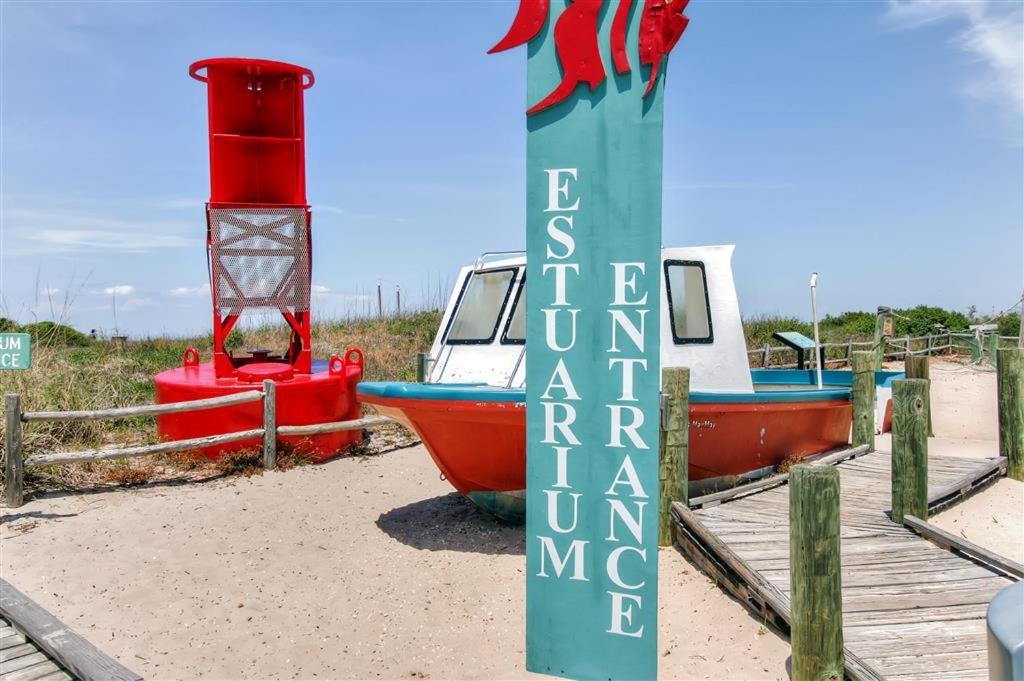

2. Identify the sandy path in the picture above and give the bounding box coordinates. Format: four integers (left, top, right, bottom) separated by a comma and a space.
1, 448, 786, 680
2, 358, 1019, 681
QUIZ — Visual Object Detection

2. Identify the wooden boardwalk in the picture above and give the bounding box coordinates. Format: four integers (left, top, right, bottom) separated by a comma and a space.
673, 449, 1020, 681
0, 581, 141, 681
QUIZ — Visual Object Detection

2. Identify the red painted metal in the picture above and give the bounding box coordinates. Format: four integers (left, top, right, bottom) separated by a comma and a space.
526, 0, 607, 115
153, 59, 365, 461
361, 393, 855, 498
639, 0, 690, 97
190, 57, 315, 378
611, 0, 636, 74
489, 0, 690, 112
154, 349, 365, 460
489, 0, 550, 54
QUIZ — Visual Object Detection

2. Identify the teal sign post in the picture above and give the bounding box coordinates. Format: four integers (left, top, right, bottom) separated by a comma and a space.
0, 333, 31, 370
490, 0, 688, 677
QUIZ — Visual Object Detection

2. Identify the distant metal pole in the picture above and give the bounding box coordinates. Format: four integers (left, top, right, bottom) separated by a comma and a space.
810, 272, 823, 389
377, 280, 383, 319
396, 286, 402, 316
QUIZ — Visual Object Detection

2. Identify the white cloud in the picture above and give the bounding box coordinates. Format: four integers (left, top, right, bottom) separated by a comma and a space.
169, 283, 211, 297
311, 284, 331, 294
39, 287, 61, 295
886, 1, 1024, 125
119, 297, 156, 311
27, 229, 192, 253
103, 285, 135, 296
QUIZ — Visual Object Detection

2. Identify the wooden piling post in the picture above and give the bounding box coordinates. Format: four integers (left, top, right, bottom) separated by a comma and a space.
789, 464, 844, 681
891, 379, 929, 523
987, 333, 1000, 367
416, 352, 429, 383
904, 354, 933, 436
262, 380, 277, 469
997, 348, 1024, 481
851, 352, 875, 450
659, 367, 690, 546
4, 394, 24, 508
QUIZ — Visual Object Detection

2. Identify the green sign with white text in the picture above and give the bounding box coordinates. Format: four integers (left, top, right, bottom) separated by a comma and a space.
519, 1, 682, 678
0, 333, 31, 370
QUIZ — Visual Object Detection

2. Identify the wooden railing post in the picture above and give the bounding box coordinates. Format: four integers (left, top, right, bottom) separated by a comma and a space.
904, 354, 933, 436
4, 394, 24, 508
892, 379, 929, 523
416, 352, 429, 383
262, 380, 277, 469
659, 367, 690, 546
851, 352, 875, 450
762, 344, 770, 368
790, 464, 844, 681
997, 348, 1023, 481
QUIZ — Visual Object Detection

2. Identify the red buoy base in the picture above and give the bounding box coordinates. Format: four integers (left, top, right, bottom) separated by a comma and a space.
154, 354, 363, 462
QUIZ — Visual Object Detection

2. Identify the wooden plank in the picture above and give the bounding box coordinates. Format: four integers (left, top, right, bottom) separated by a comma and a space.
276, 415, 393, 437
21, 389, 263, 422
0, 636, 27, 652
0, 580, 141, 681
902, 515, 1024, 578
688, 445, 869, 508
1, 658, 64, 681
0, 644, 38, 664
25, 428, 265, 467
1, 652, 48, 674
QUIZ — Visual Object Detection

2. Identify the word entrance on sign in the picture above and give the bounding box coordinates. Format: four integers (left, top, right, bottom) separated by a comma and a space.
534, 167, 653, 639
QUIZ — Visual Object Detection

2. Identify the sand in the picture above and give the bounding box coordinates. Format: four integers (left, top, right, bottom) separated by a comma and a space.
1, 358, 1020, 680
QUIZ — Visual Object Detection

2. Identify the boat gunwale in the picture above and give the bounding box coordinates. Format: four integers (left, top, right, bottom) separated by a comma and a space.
357, 369, 904, 406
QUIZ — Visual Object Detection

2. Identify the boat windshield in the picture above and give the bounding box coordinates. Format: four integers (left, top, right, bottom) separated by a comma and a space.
665, 260, 713, 344
445, 268, 516, 344
503, 284, 525, 343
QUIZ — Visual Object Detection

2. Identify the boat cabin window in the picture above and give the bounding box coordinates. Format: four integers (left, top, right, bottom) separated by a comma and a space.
444, 268, 516, 344
502, 282, 525, 344
664, 260, 713, 344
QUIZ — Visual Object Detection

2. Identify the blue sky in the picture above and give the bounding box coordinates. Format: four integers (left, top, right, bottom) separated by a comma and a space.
1, 0, 1021, 337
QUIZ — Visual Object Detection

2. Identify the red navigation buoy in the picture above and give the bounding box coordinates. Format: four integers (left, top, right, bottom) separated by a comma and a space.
153, 58, 364, 461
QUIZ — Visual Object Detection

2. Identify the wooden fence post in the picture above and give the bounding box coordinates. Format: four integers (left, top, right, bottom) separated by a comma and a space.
762, 344, 770, 368
262, 380, 276, 469
659, 367, 690, 546
997, 348, 1023, 481
4, 394, 24, 508
851, 352, 875, 450
891, 379, 928, 523
416, 352, 429, 383
904, 354, 933, 437
790, 464, 844, 681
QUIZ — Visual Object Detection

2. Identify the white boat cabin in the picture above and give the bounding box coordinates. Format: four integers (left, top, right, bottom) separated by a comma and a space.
425, 245, 755, 394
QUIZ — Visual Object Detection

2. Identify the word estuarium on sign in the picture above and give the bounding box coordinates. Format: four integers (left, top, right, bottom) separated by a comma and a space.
488, 0, 690, 114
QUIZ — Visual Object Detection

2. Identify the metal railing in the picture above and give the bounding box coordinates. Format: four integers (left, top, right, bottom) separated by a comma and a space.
3, 380, 394, 508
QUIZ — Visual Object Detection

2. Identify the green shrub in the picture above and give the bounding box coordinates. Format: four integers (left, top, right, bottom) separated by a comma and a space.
892, 305, 970, 336
20, 321, 92, 347
997, 313, 1021, 337
0, 317, 20, 333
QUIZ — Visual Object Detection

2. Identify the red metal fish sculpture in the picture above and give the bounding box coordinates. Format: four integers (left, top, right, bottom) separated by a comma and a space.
639, 0, 689, 97
611, 0, 636, 74
490, 0, 689, 112
488, 0, 549, 54
526, 0, 606, 115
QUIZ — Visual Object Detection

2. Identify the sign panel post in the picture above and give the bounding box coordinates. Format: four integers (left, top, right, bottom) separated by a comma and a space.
486, 1, 690, 678
0, 333, 31, 371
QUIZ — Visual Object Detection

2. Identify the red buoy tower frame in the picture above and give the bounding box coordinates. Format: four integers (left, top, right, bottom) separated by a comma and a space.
190, 57, 315, 378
